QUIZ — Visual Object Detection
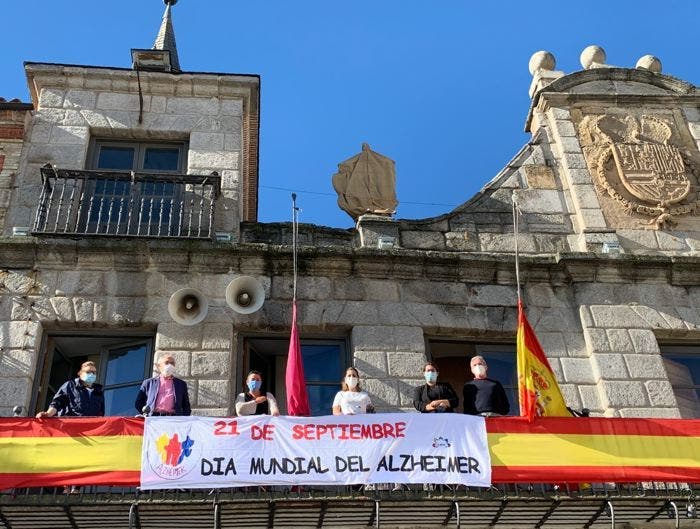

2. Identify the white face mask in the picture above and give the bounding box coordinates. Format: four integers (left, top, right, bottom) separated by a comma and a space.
472, 365, 487, 378
345, 376, 359, 389
162, 363, 176, 377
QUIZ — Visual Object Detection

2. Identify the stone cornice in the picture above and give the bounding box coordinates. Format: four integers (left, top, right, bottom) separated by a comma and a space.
24, 63, 260, 108
525, 67, 698, 131
1, 238, 700, 287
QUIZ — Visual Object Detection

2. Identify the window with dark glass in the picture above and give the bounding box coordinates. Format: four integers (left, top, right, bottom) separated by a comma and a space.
661, 346, 700, 418
243, 337, 346, 416
85, 140, 186, 234
427, 340, 518, 415
35, 335, 154, 417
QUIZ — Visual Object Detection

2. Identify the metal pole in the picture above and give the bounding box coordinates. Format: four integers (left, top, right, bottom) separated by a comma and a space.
292, 193, 299, 303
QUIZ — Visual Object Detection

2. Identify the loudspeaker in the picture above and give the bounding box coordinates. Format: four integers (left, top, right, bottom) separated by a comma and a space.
225, 276, 265, 314
168, 288, 209, 326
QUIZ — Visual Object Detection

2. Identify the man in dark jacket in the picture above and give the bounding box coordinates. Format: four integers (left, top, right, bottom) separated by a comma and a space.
413, 361, 459, 413
36, 361, 105, 418
462, 355, 510, 416
135, 353, 191, 416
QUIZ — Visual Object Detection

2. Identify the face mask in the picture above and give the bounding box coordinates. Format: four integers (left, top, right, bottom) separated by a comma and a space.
81, 372, 97, 385
162, 364, 176, 377
424, 371, 438, 384
472, 365, 487, 377
345, 376, 359, 389
247, 380, 261, 392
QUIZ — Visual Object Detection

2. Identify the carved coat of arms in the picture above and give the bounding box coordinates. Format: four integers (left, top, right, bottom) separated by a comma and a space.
579, 114, 699, 229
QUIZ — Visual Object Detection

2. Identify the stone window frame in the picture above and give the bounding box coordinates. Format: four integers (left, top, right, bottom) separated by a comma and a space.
659, 344, 700, 418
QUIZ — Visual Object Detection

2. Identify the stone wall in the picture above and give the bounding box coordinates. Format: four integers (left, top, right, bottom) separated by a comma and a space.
0, 238, 696, 418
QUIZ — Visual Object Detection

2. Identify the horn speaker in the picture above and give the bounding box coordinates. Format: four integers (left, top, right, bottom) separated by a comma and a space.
168, 288, 208, 326
225, 276, 265, 314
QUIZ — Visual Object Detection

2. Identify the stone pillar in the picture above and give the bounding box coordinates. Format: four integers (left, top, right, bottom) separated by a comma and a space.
351, 325, 425, 412
355, 214, 400, 249
155, 321, 233, 416
580, 304, 681, 418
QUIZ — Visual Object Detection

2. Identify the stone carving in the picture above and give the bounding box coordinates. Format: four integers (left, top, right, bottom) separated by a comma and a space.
578, 113, 700, 229
332, 143, 398, 220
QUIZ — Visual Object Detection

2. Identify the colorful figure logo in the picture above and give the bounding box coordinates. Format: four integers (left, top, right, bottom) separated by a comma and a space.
156, 433, 195, 467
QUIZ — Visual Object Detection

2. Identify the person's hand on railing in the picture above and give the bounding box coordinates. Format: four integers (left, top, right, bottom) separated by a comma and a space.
135, 405, 151, 419
36, 407, 58, 419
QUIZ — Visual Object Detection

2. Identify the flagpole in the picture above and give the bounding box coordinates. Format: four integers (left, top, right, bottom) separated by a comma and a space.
292, 193, 299, 302
512, 190, 522, 304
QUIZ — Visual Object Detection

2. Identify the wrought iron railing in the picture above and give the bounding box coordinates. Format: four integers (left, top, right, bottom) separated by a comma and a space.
2, 483, 697, 529
32, 165, 221, 239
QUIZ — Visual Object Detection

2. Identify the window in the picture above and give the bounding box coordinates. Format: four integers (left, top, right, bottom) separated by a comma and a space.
91, 141, 186, 173
35, 334, 154, 417
427, 340, 518, 415
85, 140, 186, 234
243, 337, 347, 416
661, 346, 700, 418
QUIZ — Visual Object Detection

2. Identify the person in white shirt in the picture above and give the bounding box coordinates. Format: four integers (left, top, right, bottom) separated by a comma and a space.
332, 367, 373, 415
235, 370, 280, 416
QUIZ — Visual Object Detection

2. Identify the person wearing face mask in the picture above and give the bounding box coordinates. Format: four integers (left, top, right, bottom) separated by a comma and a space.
332, 367, 373, 415
36, 361, 105, 418
135, 353, 191, 416
462, 355, 510, 416
235, 370, 280, 416
412, 361, 459, 413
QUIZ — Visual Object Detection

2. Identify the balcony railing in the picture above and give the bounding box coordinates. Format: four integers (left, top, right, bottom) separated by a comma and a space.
2, 483, 697, 528
32, 165, 221, 239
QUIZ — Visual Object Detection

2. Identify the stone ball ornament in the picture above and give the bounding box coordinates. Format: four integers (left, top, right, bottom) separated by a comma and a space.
636, 55, 662, 73
580, 45, 606, 69
528, 51, 556, 75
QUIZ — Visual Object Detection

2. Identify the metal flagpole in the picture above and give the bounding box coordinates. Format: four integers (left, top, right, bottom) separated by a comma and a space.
292, 193, 299, 302
512, 190, 522, 303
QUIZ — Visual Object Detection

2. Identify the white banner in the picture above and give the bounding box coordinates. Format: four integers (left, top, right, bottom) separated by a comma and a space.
140, 414, 491, 489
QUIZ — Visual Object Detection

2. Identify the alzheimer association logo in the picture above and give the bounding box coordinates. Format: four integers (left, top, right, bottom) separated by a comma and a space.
149, 431, 199, 479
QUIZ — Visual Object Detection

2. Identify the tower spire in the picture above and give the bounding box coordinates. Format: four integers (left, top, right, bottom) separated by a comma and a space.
153, 0, 180, 72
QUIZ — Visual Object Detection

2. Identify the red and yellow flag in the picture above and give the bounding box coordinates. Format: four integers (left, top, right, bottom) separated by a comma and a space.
488, 416, 700, 483
517, 300, 570, 421
0, 417, 143, 488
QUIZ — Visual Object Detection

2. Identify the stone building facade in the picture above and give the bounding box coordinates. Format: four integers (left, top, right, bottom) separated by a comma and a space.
0, 31, 699, 424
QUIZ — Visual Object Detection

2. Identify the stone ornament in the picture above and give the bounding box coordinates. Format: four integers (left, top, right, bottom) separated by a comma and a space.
580, 45, 607, 70
578, 113, 700, 229
332, 143, 398, 220
635, 55, 662, 73
528, 51, 556, 75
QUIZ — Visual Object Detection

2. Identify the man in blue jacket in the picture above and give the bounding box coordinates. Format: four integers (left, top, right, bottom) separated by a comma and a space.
135, 353, 191, 416
36, 361, 105, 418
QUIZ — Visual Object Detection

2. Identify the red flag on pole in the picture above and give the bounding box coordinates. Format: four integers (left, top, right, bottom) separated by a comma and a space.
285, 300, 310, 416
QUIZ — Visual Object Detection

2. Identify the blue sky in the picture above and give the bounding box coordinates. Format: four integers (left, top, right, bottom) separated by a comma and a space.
2, 1, 698, 228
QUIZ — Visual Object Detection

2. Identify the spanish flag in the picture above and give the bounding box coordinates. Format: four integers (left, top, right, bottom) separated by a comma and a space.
516, 300, 570, 421
0, 417, 142, 488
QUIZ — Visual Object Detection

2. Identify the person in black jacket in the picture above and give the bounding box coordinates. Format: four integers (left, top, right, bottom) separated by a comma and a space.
462, 355, 510, 416
36, 361, 105, 418
413, 361, 459, 413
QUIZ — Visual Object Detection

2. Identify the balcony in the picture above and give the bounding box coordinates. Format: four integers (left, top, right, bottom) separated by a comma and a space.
2, 483, 698, 528
32, 165, 221, 239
